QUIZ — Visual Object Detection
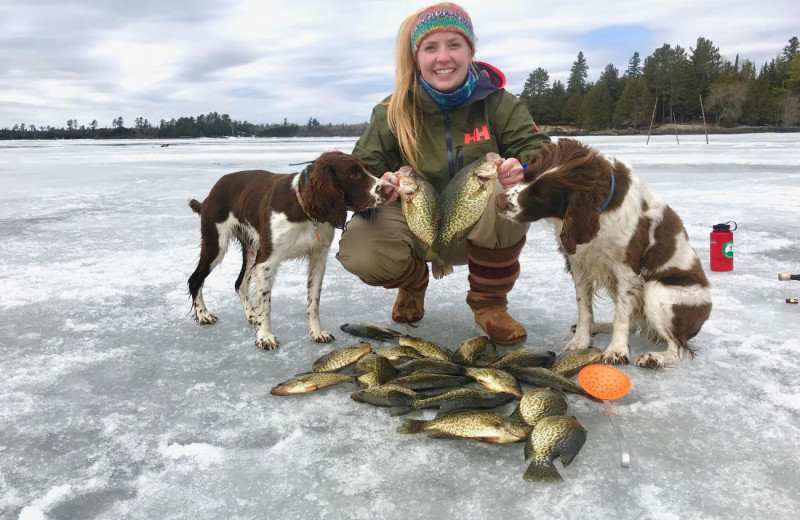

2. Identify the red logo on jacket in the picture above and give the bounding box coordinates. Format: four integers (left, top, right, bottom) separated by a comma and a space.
464, 125, 490, 144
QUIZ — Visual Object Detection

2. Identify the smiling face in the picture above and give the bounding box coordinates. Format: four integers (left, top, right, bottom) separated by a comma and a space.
415, 31, 472, 93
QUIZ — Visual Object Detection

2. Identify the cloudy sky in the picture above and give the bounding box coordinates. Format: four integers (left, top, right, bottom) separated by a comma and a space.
1, 0, 798, 129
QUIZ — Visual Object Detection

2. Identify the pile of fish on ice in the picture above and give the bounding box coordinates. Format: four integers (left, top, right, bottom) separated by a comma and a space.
271, 324, 600, 483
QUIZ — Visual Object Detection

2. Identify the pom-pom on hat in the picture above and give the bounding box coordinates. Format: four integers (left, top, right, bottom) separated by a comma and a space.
411, 3, 475, 54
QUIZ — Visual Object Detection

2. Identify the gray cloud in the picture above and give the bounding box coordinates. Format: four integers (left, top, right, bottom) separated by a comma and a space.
1, 0, 798, 128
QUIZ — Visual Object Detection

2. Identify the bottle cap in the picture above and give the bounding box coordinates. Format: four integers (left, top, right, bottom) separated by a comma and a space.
713, 221, 737, 231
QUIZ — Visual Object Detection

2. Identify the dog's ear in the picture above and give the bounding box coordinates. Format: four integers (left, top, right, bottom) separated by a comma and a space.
304, 163, 348, 229
559, 191, 601, 255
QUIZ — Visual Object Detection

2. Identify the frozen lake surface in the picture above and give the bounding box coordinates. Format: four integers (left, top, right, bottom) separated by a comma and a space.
1, 134, 799, 519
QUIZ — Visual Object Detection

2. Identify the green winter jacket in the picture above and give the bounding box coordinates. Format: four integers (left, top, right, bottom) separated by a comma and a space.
353, 62, 550, 194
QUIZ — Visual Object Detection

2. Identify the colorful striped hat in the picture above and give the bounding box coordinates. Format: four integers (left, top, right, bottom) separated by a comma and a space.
411, 3, 475, 54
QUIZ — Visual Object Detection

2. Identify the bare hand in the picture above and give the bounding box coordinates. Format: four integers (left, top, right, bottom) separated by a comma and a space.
497, 158, 524, 190
380, 171, 400, 202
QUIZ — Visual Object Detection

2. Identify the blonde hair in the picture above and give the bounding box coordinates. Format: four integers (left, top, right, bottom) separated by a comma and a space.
386, 11, 423, 172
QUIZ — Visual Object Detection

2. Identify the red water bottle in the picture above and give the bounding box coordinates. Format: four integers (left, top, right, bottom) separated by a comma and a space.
710, 221, 736, 271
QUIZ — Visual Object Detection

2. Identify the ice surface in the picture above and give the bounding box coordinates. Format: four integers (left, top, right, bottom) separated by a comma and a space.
1, 134, 799, 519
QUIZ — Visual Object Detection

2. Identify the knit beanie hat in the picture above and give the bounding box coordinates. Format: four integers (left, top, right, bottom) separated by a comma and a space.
410, 3, 475, 54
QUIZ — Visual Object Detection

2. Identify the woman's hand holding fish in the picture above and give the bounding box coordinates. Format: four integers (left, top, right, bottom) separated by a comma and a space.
497, 158, 524, 190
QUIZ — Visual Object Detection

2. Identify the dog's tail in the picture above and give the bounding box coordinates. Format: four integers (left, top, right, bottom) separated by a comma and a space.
188, 198, 203, 215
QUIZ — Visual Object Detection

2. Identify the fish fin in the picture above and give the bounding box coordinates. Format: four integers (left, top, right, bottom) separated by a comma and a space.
397, 419, 428, 434
433, 409, 462, 419
437, 401, 464, 412
389, 406, 414, 416
477, 436, 504, 443
387, 391, 417, 416
560, 451, 579, 468
523, 441, 532, 461
427, 432, 461, 439
523, 460, 563, 482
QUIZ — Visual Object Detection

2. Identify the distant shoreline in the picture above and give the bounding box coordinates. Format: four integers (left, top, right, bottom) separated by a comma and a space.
2, 125, 799, 141
542, 124, 800, 137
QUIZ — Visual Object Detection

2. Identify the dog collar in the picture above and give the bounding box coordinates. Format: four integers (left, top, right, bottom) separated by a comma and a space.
599, 172, 615, 213
294, 170, 321, 241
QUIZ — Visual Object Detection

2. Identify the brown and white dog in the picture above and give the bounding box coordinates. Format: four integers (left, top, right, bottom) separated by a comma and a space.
187, 151, 393, 350
497, 139, 712, 368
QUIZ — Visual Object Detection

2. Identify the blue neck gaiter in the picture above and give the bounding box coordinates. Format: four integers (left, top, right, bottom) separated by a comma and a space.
420, 65, 477, 110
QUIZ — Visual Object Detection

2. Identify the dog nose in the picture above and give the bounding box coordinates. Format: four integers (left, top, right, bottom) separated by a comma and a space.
377, 181, 395, 198
496, 192, 510, 211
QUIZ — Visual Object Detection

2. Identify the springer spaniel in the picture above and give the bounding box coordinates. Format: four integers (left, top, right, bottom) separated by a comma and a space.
498, 139, 712, 368
187, 151, 393, 350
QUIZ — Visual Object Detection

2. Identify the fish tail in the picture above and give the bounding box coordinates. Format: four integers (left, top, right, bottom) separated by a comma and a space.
523, 460, 563, 482
397, 419, 429, 434
431, 261, 453, 280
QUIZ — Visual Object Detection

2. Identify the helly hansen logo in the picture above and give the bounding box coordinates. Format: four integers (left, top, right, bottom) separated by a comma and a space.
464, 125, 490, 144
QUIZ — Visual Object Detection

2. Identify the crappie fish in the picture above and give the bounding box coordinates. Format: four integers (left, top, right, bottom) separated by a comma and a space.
509, 367, 589, 396
390, 373, 472, 391
312, 343, 371, 373
397, 410, 528, 443
398, 335, 452, 361
491, 348, 556, 370
395, 358, 466, 376
355, 354, 397, 389
372, 346, 425, 363
387, 388, 515, 416
464, 367, 523, 399
340, 323, 403, 342
350, 384, 420, 407
551, 348, 603, 378
270, 372, 353, 396
397, 166, 440, 252
510, 388, 569, 428
427, 153, 502, 279
524, 415, 587, 482
452, 336, 498, 366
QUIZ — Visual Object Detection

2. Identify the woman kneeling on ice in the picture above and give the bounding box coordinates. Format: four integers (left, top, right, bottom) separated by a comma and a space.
337, 3, 549, 346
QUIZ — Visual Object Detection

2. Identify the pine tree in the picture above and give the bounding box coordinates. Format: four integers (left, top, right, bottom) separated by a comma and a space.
690, 37, 722, 97
567, 52, 589, 95
580, 82, 613, 130
599, 63, 622, 100
626, 51, 642, 77
783, 36, 799, 61
613, 76, 654, 128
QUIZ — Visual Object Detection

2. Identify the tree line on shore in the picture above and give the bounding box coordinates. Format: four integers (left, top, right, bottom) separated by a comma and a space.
2, 36, 798, 140
0, 114, 367, 140
520, 36, 800, 130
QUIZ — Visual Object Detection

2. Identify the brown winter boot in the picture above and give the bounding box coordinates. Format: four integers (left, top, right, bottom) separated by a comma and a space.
465, 238, 528, 346
371, 257, 429, 324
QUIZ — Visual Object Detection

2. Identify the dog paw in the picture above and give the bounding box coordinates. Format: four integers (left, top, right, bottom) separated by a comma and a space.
635, 353, 664, 369
563, 338, 591, 351
602, 350, 629, 365
194, 312, 218, 325
636, 351, 679, 369
256, 335, 280, 350
311, 331, 335, 343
